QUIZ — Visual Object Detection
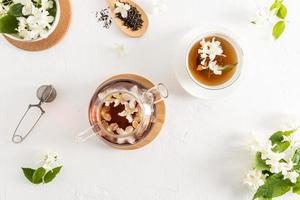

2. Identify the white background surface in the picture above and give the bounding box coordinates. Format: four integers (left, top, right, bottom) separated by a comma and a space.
1, 0, 300, 199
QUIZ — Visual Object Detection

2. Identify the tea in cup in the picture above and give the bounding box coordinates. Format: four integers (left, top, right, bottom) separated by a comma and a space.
186, 31, 243, 90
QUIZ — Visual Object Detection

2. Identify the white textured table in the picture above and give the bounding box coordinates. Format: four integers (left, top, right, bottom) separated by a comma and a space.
1, 0, 300, 199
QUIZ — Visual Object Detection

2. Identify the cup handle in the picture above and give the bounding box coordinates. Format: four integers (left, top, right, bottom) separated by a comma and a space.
147, 83, 169, 104
75, 125, 97, 143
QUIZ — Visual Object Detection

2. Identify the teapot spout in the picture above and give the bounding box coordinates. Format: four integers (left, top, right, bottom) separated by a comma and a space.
75, 125, 97, 143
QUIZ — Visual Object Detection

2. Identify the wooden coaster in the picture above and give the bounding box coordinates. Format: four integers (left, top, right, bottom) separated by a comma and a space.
4, 0, 71, 51
91, 74, 166, 150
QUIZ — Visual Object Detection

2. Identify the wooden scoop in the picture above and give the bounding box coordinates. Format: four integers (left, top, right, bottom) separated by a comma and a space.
107, 0, 149, 38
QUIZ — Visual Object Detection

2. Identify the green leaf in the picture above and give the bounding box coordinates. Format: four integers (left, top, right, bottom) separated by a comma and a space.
7, 3, 24, 17
47, 1, 57, 18
270, 0, 283, 12
269, 130, 295, 152
22, 168, 35, 183
253, 174, 293, 199
272, 141, 290, 153
32, 167, 46, 184
293, 176, 300, 194
220, 63, 237, 72
277, 5, 287, 19
292, 148, 300, 173
0, 15, 18, 33
255, 152, 270, 171
43, 166, 62, 184
272, 21, 286, 40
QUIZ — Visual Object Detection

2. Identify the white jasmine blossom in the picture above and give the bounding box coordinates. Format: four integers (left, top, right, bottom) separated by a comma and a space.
114, 1, 130, 18
27, 7, 54, 29
208, 37, 225, 61
252, 7, 277, 26
197, 37, 225, 75
284, 171, 299, 183
116, 135, 136, 144
38, 153, 58, 170
266, 156, 286, 174
278, 159, 294, 175
112, 92, 132, 107
198, 38, 210, 66
104, 95, 115, 106
114, 43, 128, 57
208, 61, 222, 75
116, 126, 134, 136
259, 141, 286, 174
41, 0, 53, 10
12, 0, 55, 40
244, 169, 266, 190
118, 103, 138, 123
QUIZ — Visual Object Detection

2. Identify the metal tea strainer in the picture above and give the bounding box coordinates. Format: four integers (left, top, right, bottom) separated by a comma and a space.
12, 85, 57, 144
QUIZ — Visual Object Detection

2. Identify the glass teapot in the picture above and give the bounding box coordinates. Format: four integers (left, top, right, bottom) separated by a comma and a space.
76, 78, 168, 147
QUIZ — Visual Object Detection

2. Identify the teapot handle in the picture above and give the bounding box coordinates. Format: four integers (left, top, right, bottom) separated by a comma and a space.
147, 83, 169, 104
75, 125, 97, 143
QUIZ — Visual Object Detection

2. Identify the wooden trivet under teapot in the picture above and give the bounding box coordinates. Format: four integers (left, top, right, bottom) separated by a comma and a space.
88, 74, 167, 150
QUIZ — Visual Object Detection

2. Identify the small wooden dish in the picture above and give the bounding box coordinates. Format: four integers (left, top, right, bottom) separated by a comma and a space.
90, 74, 166, 150
4, 0, 71, 51
107, 0, 149, 38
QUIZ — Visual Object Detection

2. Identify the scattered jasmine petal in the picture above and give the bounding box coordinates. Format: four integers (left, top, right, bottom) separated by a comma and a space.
152, 0, 167, 14
244, 169, 266, 190
114, 43, 128, 57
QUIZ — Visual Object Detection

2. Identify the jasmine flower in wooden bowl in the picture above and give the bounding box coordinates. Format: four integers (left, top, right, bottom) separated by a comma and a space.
0, 0, 60, 41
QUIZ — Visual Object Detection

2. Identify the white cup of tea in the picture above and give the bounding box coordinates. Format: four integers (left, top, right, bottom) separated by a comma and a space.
175, 27, 244, 99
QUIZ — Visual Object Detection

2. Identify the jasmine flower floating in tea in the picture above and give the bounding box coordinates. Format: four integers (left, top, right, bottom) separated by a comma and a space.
188, 36, 238, 86
98, 90, 143, 145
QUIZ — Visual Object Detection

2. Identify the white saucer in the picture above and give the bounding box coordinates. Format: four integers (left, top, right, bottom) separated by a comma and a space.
174, 27, 244, 99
